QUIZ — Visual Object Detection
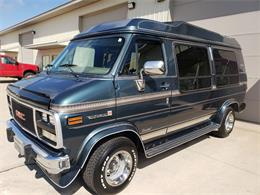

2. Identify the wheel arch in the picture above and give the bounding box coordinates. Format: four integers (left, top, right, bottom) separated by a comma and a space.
212, 99, 239, 125
77, 124, 145, 169
50, 123, 145, 189
23, 70, 36, 77
85, 130, 145, 162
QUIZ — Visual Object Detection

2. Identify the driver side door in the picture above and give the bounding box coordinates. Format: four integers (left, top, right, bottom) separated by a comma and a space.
0, 56, 18, 76
115, 35, 172, 142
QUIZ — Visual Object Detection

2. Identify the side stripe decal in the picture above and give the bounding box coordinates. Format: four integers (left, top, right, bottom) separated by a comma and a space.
51, 91, 244, 114
51, 90, 173, 113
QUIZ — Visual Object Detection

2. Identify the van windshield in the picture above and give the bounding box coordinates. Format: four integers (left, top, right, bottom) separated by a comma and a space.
50, 37, 125, 75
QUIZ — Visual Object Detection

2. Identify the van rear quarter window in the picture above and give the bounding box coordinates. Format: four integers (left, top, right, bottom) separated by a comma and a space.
174, 44, 211, 92
213, 49, 239, 87
235, 51, 246, 73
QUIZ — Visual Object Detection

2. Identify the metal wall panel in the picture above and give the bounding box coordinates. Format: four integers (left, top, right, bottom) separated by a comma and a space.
19, 31, 34, 64
128, 0, 172, 22
80, 3, 128, 32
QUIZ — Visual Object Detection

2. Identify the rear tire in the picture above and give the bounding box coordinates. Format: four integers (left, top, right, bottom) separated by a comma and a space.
213, 107, 235, 138
23, 72, 35, 79
82, 137, 138, 195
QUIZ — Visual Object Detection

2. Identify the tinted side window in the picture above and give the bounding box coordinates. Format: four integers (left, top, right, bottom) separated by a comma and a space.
213, 49, 239, 86
122, 40, 164, 75
1, 57, 15, 64
175, 44, 211, 92
235, 51, 246, 73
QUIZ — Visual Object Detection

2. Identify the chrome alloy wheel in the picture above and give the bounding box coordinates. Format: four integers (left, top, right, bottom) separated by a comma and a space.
104, 150, 133, 187
225, 111, 235, 132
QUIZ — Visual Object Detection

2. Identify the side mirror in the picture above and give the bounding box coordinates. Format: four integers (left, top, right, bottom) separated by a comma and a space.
143, 60, 165, 75
44, 64, 52, 70
135, 61, 165, 92
15, 61, 19, 65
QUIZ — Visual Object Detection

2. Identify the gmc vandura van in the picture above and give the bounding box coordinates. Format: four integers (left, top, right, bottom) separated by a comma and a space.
6, 19, 247, 195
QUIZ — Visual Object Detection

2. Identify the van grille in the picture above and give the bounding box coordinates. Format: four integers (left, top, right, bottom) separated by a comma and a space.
12, 99, 36, 135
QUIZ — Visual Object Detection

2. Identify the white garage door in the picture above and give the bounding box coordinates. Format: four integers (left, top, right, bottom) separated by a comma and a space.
19, 31, 34, 64
80, 3, 128, 31
170, 0, 260, 123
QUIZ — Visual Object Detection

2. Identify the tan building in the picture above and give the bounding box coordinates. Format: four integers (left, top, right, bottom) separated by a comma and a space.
0, 0, 259, 123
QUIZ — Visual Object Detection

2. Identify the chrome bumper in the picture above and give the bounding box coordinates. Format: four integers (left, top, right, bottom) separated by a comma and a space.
6, 119, 70, 175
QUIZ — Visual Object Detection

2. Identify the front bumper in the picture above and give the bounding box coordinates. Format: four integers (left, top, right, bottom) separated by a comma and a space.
6, 119, 70, 175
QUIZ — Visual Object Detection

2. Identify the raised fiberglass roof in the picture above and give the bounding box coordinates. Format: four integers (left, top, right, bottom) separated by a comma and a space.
75, 18, 240, 49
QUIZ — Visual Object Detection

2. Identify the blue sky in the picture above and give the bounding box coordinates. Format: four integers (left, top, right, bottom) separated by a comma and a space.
0, 0, 68, 31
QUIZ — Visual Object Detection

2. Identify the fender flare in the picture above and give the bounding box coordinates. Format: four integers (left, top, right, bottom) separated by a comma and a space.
51, 122, 145, 188
212, 99, 239, 125
23, 69, 37, 77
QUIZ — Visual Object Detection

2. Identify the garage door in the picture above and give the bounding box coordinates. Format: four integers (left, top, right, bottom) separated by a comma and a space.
19, 31, 33, 64
80, 3, 128, 31
170, 0, 260, 123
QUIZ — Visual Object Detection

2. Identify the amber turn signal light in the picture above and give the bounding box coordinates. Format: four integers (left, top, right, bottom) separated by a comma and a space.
67, 116, 83, 125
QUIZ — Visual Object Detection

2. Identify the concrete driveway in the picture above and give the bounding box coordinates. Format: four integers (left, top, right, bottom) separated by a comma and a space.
0, 78, 259, 195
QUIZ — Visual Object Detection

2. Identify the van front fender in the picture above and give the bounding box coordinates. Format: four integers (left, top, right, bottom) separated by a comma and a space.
76, 122, 144, 167
48, 122, 144, 188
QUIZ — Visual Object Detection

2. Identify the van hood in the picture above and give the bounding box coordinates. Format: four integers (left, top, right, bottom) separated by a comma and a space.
7, 73, 115, 109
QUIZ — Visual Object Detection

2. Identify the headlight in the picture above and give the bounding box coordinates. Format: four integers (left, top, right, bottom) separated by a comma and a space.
36, 111, 57, 145
41, 112, 55, 126
48, 115, 55, 126
42, 113, 48, 122
41, 129, 56, 142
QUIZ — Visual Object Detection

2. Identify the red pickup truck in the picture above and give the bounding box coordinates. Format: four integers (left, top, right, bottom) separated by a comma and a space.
0, 54, 39, 79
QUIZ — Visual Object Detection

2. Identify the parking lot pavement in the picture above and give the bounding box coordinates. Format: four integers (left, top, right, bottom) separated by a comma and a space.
0, 78, 259, 195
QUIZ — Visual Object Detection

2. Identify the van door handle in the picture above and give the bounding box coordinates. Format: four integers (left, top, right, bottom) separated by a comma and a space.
160, 82, 170, 90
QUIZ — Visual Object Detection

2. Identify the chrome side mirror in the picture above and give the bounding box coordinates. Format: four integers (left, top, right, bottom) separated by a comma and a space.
144, 60, 165, 75
135, 61, 165, 92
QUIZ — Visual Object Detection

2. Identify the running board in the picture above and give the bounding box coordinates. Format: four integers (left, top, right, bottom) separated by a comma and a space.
145, 122, 220, 158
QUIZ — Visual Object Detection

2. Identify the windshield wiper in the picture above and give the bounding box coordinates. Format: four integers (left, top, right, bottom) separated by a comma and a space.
59, 63, 79, 78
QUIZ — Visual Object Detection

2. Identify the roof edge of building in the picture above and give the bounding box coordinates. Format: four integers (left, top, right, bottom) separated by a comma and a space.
0, 0, 99, 36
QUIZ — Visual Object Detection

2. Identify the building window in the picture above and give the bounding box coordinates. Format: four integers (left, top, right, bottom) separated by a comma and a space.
175, 43, 211, 92
121, 39, 165, 75
51, 55, 57, 61
42, 55, 51, 68
213, 49, 239, 86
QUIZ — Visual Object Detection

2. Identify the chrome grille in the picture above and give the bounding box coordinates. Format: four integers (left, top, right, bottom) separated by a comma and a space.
7, 94, 63, 149
12, 99, 36, 135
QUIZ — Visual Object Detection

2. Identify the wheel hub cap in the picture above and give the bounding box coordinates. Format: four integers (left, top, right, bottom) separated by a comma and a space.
225, 111, 235, 131
104, 150, 133, 187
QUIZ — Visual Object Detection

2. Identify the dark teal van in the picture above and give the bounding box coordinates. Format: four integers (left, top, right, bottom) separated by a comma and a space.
6, 19, 247, 195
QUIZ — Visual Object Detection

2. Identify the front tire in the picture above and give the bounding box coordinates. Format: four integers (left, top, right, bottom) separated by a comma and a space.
213, 107, 235, 138
82, 137, 138, 195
